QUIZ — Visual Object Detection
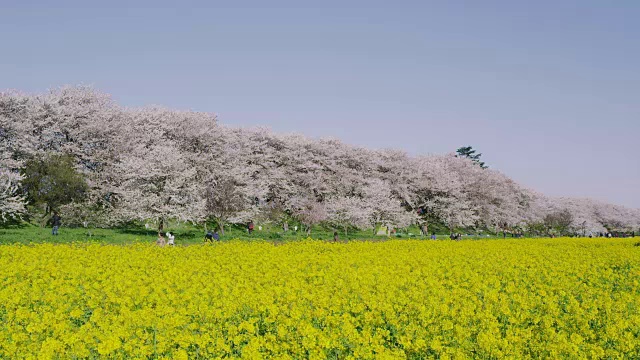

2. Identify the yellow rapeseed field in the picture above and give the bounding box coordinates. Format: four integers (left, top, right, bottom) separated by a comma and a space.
1, 238, 639, 359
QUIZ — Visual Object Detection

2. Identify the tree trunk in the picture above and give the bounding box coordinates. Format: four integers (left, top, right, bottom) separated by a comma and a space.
158, 218, 164, 234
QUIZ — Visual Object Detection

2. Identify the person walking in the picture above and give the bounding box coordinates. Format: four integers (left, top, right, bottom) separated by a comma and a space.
51, 211, 62, 236
248, 221, 255, 234
333, 231, 339, 242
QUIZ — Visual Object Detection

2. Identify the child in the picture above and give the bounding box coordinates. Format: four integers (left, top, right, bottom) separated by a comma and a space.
156, 232, 166, 247
167, 232, 175, 246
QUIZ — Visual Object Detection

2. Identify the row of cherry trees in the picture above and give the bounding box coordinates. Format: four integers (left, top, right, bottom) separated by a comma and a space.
1, 87, 639, 234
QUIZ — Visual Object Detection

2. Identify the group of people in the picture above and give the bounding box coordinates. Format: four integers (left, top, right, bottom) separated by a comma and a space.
46, 212, 638, 244
156, 229, 223, 246
503, 231, 525, 238
248, 220, 309, 234
592, 231, 635, 238
155, 232, 175, 246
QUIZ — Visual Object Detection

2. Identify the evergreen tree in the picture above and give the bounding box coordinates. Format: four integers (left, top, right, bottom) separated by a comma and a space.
456, 146, 487, 169
22, 153, 88, 214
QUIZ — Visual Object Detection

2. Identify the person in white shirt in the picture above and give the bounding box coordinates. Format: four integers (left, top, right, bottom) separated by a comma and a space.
166, 232, 175, 246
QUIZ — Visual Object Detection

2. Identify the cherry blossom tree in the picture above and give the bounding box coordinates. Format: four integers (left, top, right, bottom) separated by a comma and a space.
359, 179, 416, 234
325, 196, 369, 235
413, 155, 476, 232
0, 168, 25, 221
107, 107, 216, 231
1, 87, 121, 225
0, 91, 33, 220
289, 196, 327, 235
2, 85, 639, 235
204, 177, 249, 234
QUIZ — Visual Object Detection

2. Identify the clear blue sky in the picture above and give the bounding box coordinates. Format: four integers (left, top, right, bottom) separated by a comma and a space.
2, 0, 639, 208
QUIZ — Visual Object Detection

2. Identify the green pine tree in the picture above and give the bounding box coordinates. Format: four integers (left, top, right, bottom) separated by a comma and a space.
456, 146, 487, 169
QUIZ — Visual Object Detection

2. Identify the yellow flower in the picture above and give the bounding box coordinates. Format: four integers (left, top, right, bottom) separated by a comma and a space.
0, 238, 638, 358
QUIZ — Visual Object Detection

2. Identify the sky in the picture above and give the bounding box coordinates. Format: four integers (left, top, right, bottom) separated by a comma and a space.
1, 0, 639, 208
